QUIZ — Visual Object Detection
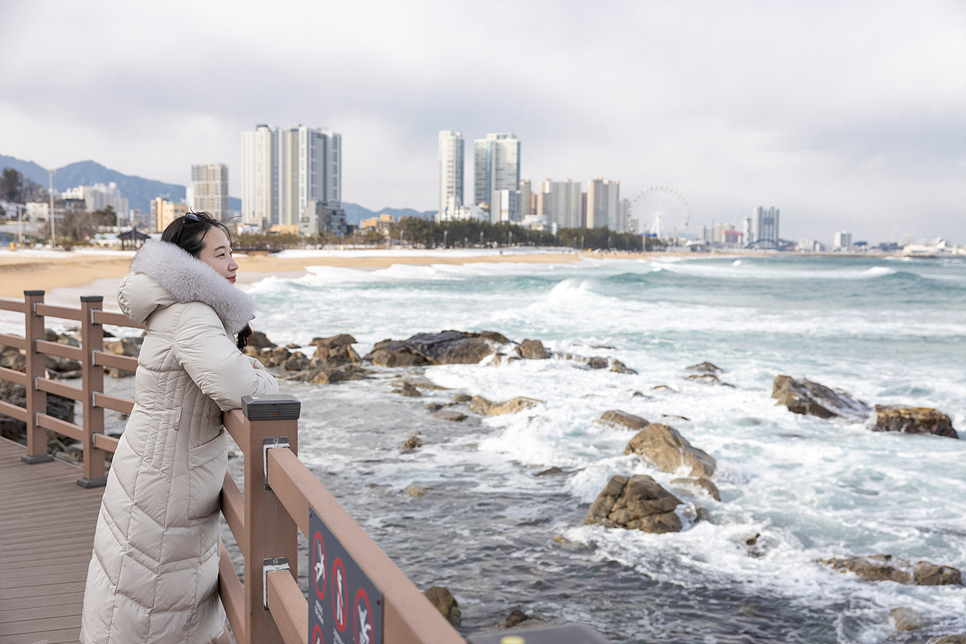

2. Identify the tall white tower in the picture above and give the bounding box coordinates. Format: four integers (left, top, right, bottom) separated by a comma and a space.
241, 125, 278, 228
437, 131, 464, 221
190, 163, 229, 219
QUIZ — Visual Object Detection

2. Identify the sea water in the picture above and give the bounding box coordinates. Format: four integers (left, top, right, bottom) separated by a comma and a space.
163, 254, 966, 641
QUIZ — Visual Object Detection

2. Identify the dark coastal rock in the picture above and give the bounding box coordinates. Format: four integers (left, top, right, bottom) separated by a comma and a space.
536, 466, 564, 476
310, 334, 361, 367
424, 403, 443, 411
821, 555, 962, 586
393, 376, 450, 391
281, 353, 311, 371
468, 395, 540, 416
0, 379, 76, 442
671, 477, 721, 501
686, 362, 721, 375
294, 364, 371, 385
583, 356, 637, 374
598, 410, 649, 431
890, 607, 924, 631
873, 405, 958, 439
247, 330, 276, 350
451, 393, 473, 403
516, 339, 550, 360
1, 346, 26, 371
686, 373, 733, 387
393, 382, 422, 397
407, 330, 509, 364
624, 424, 716, 478
422, 586, 461, 628
245, 345, 292, 368
434, 410, 466, 422
364, 340, 432, 367
772, 375, 871, 421
492, 609, 548, 631
584, 474, 683, 533
401, 435, 422, 452
929, 636, 966, 644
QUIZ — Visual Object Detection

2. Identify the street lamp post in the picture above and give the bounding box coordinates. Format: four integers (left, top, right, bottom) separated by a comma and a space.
48, 168, 56, 250
479, 231, 483, 247
443, 229, 448, 248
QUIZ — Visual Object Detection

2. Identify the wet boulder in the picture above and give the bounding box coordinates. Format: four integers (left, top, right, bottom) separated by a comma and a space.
468, 395, 540, 416
873, 406, 958, 439
598, 410, 649, 431
584, 474, 683, 533
310, 334, 361, 367
247, 330, 277, 350
516, 339, 550, 360
624, 424, 716, 478
364, 340, 432, 367
821, 555, 962, 586
772, 375, 871, 421
423, 587, 461, 628
292, 364, 371, 385
407, 330, 510, 365
104, 337, 141, 357
393, 382, 422, 397
686, 362, 721, 375
434, 410, 467, 422
686, 373, 733, 387
0, 378, 75, 442
670, 477, 721, 502
492, 609, 547, 631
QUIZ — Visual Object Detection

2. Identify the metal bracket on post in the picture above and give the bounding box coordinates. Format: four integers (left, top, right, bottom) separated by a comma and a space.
262, 437, 290, 490
262, 557, 289, 610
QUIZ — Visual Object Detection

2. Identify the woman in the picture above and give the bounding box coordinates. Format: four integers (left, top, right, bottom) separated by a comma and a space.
81, 212, 278, 643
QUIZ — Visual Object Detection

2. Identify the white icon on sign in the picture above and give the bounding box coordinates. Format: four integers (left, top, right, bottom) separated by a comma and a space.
315, 542, 325, 584
336, 568, 345, 624
358, 604, 372, 644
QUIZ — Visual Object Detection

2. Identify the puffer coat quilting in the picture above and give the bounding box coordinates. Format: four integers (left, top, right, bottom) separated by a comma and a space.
81, 241, 278, 643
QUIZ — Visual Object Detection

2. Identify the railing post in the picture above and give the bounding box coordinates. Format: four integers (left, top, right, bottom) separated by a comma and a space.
78, 295, 106, 487
21, 290, 52, 464
241, 395, 300, 644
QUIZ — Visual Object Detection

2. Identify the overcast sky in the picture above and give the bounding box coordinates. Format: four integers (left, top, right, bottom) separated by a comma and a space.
1, 0, 964, 242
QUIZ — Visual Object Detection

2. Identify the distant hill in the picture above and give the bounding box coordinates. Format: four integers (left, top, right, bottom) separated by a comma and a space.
1, 153, 429, 222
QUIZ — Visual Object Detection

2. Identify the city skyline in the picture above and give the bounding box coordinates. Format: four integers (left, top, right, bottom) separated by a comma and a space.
0, 1, 963, 242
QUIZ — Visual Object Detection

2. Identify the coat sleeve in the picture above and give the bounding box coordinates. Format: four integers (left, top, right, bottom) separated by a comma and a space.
173, 303, 279, 411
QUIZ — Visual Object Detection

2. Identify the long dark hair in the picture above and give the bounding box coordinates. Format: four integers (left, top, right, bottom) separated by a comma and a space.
160, 211, 252, 349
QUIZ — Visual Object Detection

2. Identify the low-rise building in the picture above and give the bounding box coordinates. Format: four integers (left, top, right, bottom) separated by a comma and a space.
299, 200, 347, 237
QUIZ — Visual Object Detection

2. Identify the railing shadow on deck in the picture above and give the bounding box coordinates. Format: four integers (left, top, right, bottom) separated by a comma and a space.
0, 290, 611, 644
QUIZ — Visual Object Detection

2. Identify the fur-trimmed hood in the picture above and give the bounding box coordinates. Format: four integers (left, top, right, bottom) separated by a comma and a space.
117, 240, 254, 334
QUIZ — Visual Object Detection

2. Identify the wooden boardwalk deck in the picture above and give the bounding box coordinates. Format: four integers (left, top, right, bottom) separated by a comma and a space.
0, 437, 104, 644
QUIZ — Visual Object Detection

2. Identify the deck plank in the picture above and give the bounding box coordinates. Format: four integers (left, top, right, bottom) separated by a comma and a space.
0, 438, 104, 643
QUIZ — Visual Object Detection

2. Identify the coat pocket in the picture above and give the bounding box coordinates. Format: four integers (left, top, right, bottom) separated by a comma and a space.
187, 429, 227, 520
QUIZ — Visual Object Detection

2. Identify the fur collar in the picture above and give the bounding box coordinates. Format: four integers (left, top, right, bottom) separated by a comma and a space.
126, 240, 254, 334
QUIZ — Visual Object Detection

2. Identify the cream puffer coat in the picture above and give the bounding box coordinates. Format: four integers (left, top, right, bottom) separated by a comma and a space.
81, 240, 278, 643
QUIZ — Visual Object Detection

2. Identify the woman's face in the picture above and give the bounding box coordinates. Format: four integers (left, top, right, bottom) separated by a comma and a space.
198, 227, 238, 284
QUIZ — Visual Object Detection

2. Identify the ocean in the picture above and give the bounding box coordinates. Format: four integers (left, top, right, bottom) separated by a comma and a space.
239, 253, 965, 643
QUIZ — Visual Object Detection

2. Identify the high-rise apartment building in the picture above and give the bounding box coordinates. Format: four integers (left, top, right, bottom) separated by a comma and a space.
190, 164, 229, 219
437, 131, 464, 221
241, 125, 278, 228
474, 133, 520, 209
537, 179, 582, 229
750, 206, 780, 244
492, 189, 522, 223
833, 230, 852, 249
586, 178, 621, 231
519, 180, 533, 217
151, 197, 189, 234
242, 123, 341, 229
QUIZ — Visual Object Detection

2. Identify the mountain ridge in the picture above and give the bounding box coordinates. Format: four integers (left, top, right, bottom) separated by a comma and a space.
0, 154, 434, 223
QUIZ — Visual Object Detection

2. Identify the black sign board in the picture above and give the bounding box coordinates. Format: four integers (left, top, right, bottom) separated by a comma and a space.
309, 505, 383, 644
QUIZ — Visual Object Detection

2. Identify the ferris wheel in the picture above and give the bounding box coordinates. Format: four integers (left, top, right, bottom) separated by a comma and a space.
630, 187, 691, 238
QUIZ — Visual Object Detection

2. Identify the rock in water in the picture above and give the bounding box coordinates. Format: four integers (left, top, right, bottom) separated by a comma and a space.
686, 362, 721, 374
772, 375, 871, 421
468, 395, 540, 415
492, 609, 547, 631
423, 586, 461, 627
401, 435, 422, 452
821, 554, 962, 586
584, 474, 683, 533
670, 477, 721, 501
406, 330, 509, 365
873, 405, 958, 439
517, 339, 549, 359
393, 382, 422, 397
598, 410, 649, 431
434, 410, 466, 422
364, 340, 432, 367
310, 334, 361, 367
890, 607, 924, 631
928, 636, 966, 644
405, 484, 427, 498
624, 424, 716, 477
247, 330, 277, 350
451, 393, 473, 403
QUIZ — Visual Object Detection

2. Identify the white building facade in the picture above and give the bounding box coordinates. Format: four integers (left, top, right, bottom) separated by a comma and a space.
750, 206, 780, 244
833, 230, 852, 249
537, 179, 582, 229
61, 183, 129, 219
474, 133, 520, 210
190, 163, 229, 219
586, 178, 621, 231
437, 131, 464, 222
242, 123, 342, 229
